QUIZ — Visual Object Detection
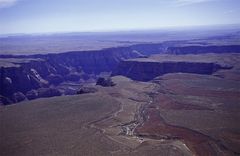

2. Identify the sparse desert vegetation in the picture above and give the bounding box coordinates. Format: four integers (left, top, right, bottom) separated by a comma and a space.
1, 26, 240, 156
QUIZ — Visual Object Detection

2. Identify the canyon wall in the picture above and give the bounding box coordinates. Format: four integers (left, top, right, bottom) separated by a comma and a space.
1, 43, 239, 105
0, 48, 143, 104
167, 45, 240, 54
114, 60, 231, 81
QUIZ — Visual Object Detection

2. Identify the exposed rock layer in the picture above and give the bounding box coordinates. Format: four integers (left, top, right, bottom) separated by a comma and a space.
167, 45, 240, 54
0, 48, 143, 104
115, 60, 229, 81
1, 44, 239, 104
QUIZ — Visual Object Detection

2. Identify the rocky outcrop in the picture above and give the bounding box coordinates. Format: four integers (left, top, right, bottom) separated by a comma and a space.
0, 95, 12, 105
46, 74, 64, 85
0, 47, 143, 104
25, 88, 62, 99
77, 87, 97, 94
38, 47, 143, 74
26, 90, 39, 100
115, 60, 231, 81
96, 76, 116, 87
37, 88, 62, 98
12, 92, 27, 103
0, 60, 50, 98
1, 43, 240, 105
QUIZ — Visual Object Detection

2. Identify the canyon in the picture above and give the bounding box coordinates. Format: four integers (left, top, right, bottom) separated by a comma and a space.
0, 34, 240, 156
1, 44, 239, 105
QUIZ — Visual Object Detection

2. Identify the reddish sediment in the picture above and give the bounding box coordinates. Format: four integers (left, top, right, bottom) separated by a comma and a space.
135, 107, 218, 156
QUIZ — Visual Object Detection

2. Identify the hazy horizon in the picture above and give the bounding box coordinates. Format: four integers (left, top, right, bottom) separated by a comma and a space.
0, 0, 240, 34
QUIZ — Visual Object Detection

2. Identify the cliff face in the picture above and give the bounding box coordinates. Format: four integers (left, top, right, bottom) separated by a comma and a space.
0, 60, 52, 103
40, 47, 144, 74
114, 59, 232, 81
1, 43, 239, 105
0, 48, 143, 104
167, 45, 240, 54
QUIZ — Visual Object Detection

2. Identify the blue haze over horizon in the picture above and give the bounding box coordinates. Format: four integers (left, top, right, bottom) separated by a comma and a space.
0, 0, 240, 34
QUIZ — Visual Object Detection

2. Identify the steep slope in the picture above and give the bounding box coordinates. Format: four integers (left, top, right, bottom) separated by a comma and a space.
167, 45, 240, 54
114, 54, 235, 81
1, 43, 240, 105
0, 48, 143, 104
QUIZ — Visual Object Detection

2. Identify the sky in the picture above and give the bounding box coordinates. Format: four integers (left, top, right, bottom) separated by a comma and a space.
0, 0, 239, 34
